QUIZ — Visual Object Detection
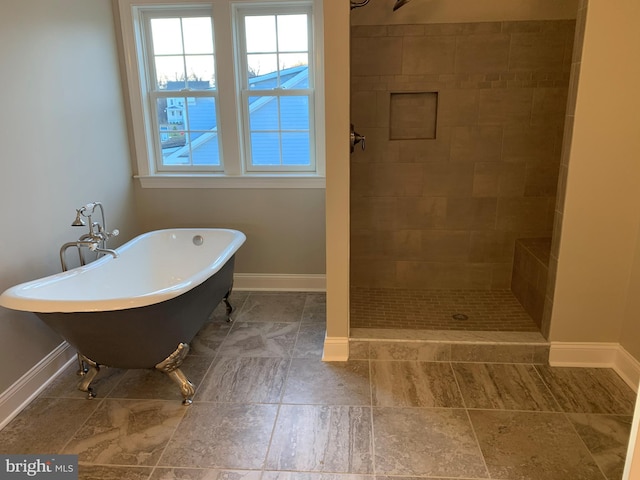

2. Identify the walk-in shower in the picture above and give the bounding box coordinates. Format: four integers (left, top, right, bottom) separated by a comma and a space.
349, 2, 576, 336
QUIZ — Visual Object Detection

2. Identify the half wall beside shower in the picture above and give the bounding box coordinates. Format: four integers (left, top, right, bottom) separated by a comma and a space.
349, 7, 576, 337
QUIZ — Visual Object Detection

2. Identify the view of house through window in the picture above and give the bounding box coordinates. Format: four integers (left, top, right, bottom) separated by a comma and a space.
240, 11, 313, 170
134, 2, 316, 177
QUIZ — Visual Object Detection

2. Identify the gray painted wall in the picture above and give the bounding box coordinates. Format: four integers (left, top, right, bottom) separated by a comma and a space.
0, 0, 137, 392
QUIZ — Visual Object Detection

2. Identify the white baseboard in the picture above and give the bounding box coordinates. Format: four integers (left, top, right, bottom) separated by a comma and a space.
549, 342, 640, 391
322, 336, 349, 361
233, 273, 326, 292
0, 342, 76, 430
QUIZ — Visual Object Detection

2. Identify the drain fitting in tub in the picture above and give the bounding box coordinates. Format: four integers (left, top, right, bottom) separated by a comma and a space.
192, 235, 204, 246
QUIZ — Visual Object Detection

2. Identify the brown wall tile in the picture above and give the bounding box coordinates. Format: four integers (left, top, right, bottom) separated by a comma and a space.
454, 33, 510, 73
350, 19, 571, 290
351, 36, 403, 76
450, 126, 503, 163
402, 35, 457, 74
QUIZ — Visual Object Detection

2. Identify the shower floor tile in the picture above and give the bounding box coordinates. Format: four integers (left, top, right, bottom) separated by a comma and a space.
350, 287, 539, 331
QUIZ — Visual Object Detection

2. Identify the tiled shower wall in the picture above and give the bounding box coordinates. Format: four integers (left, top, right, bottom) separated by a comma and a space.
350, 20, 575, 290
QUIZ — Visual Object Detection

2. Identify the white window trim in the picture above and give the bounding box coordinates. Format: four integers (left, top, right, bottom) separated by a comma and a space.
117, 0, 326, 189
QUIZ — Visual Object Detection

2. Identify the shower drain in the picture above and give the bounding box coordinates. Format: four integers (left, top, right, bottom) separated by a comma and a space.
452, 313, 469, 321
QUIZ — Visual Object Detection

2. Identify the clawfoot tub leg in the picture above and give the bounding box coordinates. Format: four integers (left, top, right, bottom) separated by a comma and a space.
223, 284, 234, 323
77, 354, 100, 399
155, 343, 195, 405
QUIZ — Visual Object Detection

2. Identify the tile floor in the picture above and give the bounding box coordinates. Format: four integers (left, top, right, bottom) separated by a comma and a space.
0, 291, 636, 480
350, 288, 539, 331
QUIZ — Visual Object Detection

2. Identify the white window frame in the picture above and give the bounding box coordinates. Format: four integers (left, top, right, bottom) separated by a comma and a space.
234, 4, 315, 173
140, 7, 223, 173
117, 0, 325, 189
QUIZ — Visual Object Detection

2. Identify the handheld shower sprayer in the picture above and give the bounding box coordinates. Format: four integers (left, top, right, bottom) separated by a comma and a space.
71, 210, 85, 227
71, 202, 100, 226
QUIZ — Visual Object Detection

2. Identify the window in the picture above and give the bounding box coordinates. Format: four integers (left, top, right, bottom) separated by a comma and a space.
118, 0, 324, 188
235, 6, 314, 172
143, 11, 221, 171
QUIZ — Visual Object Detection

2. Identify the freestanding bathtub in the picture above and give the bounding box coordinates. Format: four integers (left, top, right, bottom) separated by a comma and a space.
0, 228, 246, 404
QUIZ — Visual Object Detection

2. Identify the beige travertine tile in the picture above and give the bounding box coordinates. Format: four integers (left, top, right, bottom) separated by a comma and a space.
422, 161, 475, 197
64, 399, 186, 466
468, 230, 517, 263
395, 261, 494, 290
266, 405, 373, 473
395, 196, 447, 229
445, 197, 498, 230
373, 407, 486, 477
293, 323, 327, 359
196, 357, 289, 403
350, 91, 379, 129
452, 363, 559, 411
495, 197, 553, 232
450, 344, 536, 363
419, 230, 471, 262
389, 92, 437, 140
359, 163, 425, 197
235, 292, 306, 323
397, 126, 452, 163
535, 367, 637, 415
402, 35, 457, 75
350, 288, 538, 332
454, 33, 510, 73
371, 362, 463, 407
568, 413, 633, 480
450, 125, 503, 163
508, 32, 567, 72
349, 259, 397, 288
368, 342, 451, 361
531, 87, 569, 125
283, 359, 370, 405
437, 89, 479, 126
524, 163, 560, 196
0, 397, 99, 454
478, 88, 534, 125
79, 465, 153, 480
216, 322, 299, 357
469, 410, 605, 479
351, 36, 403, 76
159, 403, 277, 469
502, 125, 558, 164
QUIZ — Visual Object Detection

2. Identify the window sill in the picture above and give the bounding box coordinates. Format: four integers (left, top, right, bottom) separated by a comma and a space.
135, 174, 326, 189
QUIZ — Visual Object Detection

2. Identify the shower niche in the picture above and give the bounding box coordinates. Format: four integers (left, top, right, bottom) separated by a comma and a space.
389, 92, 438, 140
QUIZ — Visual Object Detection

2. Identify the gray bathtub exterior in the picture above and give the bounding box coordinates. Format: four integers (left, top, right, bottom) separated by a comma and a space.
37, 255, 235, 370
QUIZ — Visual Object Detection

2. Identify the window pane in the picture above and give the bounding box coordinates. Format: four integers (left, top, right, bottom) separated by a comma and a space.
151, 18, 183, 55
157, 97, 220, 167
245, 16, 276, 53
155, 57, 186, 89
249, 96, 279, 130
279, 55, 308, 88
250, 133, 281, 165
186, 97, 217, 131
162, 131, 189, 165
192, 136, 220, 165
282, 132, 310, 165
185, 55, 215, 89
277, 15, 308, 52
280, 96, 309, 130
247, 54, 278, 79
182, 17, 214, 54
